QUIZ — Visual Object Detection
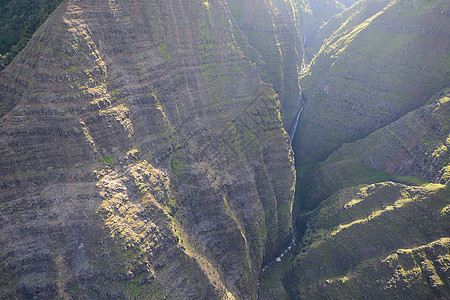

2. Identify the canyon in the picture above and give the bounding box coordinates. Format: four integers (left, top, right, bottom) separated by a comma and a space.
0, 0, 449, 299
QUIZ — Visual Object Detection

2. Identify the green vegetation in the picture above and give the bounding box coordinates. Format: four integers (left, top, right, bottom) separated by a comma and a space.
170, 155, 184, 177
294, 0, 450, 163
1, 0, 448, 298
258, 249, 296, 299
287, 86, 450, 297
286, 181, 450, 298
101, 155, 114, 165
0, 0, 63, 70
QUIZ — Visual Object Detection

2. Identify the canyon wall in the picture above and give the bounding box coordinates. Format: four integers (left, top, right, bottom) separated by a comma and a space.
1, 0, 449, 299
294, 0, 450, 163
0, 0, 297, 298
227, 0, 304, 129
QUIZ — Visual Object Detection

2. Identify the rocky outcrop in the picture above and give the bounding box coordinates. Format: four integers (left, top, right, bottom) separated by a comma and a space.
0, 0, 295, 299
295, 0, 450, 163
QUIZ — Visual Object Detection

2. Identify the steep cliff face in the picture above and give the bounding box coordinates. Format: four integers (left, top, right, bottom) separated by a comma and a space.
258, 1, 450, 297
294, 0, 345, 60
311, 0, 393, 59
295, 0, 450, 163
1, 0, 449, 298
0, 0, 295, 299
227, 0, 304, 129
259, 88, 450, 299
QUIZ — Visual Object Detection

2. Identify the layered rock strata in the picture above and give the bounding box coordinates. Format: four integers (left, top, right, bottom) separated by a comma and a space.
287, 181, 450, 299
284, 88, 450, 299
0, 0, 296, 299
227, 0, 304, 129
295, 0, 450, 163
303, 87, 450, 209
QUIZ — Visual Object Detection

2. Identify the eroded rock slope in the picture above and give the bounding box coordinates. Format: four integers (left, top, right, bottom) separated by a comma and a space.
227, 0, 304, 129
0, 0, 296, 299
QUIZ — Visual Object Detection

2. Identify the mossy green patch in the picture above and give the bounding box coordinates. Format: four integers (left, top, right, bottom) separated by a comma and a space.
170, 155, 184, 178
101, 155, 114, 165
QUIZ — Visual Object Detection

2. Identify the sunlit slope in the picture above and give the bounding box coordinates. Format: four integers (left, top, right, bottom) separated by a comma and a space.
287, 181, 450, 299
302, 88, 450, 209
295, 0, 450, 163
286, 88, 450, 299
312, 0, 393, 57
0, 0, 296, 299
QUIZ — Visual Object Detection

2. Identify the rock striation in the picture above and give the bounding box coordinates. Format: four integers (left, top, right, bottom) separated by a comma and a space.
287, 181, 450, 299
294, 0, 450, 163
0, 0, 296, 299
302, 87, 450, 209
227, 0, 304, 130
284, 72, 450, 300
1, 0, 449, 299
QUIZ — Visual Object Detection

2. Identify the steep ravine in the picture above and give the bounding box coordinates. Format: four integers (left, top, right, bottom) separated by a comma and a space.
256, 104, 305, 298
284, 87, 450, 299
259, 0, 450, 298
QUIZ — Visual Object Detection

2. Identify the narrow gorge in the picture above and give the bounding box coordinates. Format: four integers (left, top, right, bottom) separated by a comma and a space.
0, 0, 449, 299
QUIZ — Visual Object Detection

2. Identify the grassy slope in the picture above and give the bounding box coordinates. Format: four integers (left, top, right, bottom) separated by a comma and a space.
312, 0, 393, 58
0, 0, 296, 299
264, 1, 450, 296
295, 0, 450, 163
284, 84, 450, 298
287, 181, 450, 299
301, 88, 450, 209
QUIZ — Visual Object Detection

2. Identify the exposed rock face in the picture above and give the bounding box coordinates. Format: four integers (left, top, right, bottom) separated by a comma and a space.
1, 0, 449, 299
0, 0, 296, 299
295, 0, 450, 163
287, 181, 450, 299
227, 0, 304, 130
311, 0, 393, 59
283, 88, 450, 299
268, 1, 450, 298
